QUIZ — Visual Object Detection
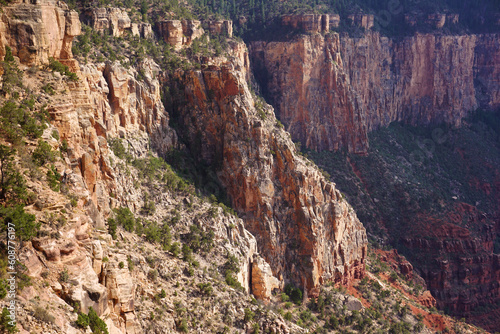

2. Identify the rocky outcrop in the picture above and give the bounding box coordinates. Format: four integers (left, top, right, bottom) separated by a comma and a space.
0, 0, 80, 65
252, 34, 369, 153
48, 59, 176, 216
174, 42, 367, 294
155, 19, 234, 49
405, 12, 459, 27
426, 13, 447, 29
401, 203, 500, 315
347, 14, 374, 30
251, 254, 281, 302
281, 14, 340, 33
156, 20, 204, 49
251, 32, 500, 153
82, 7, 152, 39
83, 7, 131, 37
206, 20, 233, 37
131, 22, 153, 39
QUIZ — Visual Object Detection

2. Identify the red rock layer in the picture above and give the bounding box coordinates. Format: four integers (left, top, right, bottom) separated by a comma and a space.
174, 45, 368, 292
251, 32, 500, 154
402, 203, 500, 320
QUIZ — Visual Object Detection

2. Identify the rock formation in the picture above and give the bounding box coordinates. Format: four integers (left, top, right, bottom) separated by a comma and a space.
83, 7, 131, 37
0, 0, 80, 65
401, 203, 500, 315
173, 41, 368, 294
281, 14, 340, 33
156, 20, 205, 49
347, 14, 374, 30
206, 20, 233, 37
156, 20, 233, 50
251, 31, 500, 154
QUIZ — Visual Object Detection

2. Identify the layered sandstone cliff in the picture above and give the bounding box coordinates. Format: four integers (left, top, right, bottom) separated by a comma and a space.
82, 7, 152, 39
173, 42, 367, 293
0, 3, 369, 332
401, 203, 500, 316
0, 0, 80, 65
251, 31, 500, 154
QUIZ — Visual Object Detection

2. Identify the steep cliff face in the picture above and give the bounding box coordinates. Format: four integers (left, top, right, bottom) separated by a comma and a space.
251, 32, 500, 154
307, 118, 500, 330
402, 204, 500, 316
0, 2, 370, 331
0, 0, 80, 65
173, 42, 367, 293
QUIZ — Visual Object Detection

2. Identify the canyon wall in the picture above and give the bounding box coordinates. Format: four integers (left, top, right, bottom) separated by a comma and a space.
0, 2, 368, 331
251, 31, 500, 154
172, 44, 367, 294
0, 0, 81, 65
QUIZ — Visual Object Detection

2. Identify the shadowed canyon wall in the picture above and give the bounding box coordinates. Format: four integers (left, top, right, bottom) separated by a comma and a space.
0, 1, 368, 326
170, 48, 367, 294
251, 31, 500, 154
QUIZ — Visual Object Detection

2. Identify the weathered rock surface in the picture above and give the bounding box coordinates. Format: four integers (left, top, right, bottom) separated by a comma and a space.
251, 32, 500, 154
156, 19, 233, 49
251, 254, 281, 301
0, 0, 81, 65
206, 20, 233, 37
156, 19, 205, 49
174, 42, 368, 293
347, 14, 374, 30
281, 14, 340, 33
402, 203, 500, 316
83, 7, 131, 37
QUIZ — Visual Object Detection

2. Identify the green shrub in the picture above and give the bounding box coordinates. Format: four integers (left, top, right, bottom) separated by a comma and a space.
108, 218, 117, 239
46, 165, 61, 191
284, 311, 292, 321
127, 257, 134, 272
3, 47, 14, 62
225, 272, 243, 290
118, 262, 124, 269
243, 308, 255, 323
160, 224, 171, 250
300, 309, 312, 322
181, 244, 193, 263
176, 318, 188, 332
114, 207, 135, 232
42, 83, 55, 95
184, 223, 214, 253
170, 242, 180, 257
32, 140, 54, 166
49, 58, 78, 81
88, 307, 108, 334
0, 280, 7, 300
284, 284, 303, 305
0, 100, 43, 143
0, 205, 39, 241
76, 312, 89, 328
140, 201, 156, 216
108, 138, 127, 160
59, 268, 69, 283
197, 282, 213, 296
0, 307, 17, 333
328, 315, 339, 329
2, 47, 22, 95
60, 139, 69, 153
33, 306, 55, 324
0, 145, 27, 203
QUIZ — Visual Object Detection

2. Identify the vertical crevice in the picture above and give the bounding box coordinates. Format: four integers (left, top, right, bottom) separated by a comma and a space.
248, 259, 253, 295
